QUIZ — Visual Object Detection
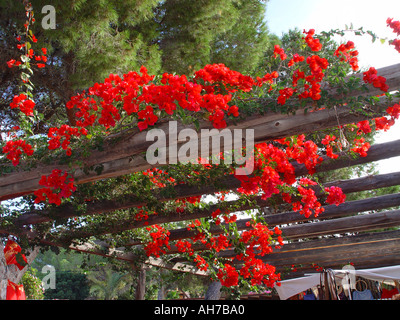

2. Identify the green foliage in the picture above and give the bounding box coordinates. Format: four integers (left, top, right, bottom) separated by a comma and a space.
210, 0, 270, 74
42, 0, 162, 87
0, 0, 270, 135
87, 266, 132, 300
21, 267, 45, 300
31, 247, 92, 272
43, 271, 90, 300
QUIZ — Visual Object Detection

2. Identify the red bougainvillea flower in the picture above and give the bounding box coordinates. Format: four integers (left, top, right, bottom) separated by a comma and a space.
325, 186, 346, 206
217, 264, 239, 287
34, 170, 76, 206
387, 103, 400, 120
363, 67, 389, 92
9, 94, 35, 116
273, 44, 287, 60
2, 139, 34, 166
194, 63, 255, 92
7, 59, 22, 68
193, 254, 209, 272
277, 87, 295, 105
357, 120, 372, 135
143, 224, 171, 258
374, 116, 394, 131
294, 185, 324, 218
255, 71, 279, 87
137, 105, 158, 131
334, 41, 359, 71
47, 125, 88, 156
389, 39, 400, 54
292, 69, 305, 87
321, 134, 339, 159
176, 240, 194, 256
351, 137, 371, 157
228, 105, 239, 117
288, 53, 305, 67
303, 29, 322, 51
387, 18, 400, 36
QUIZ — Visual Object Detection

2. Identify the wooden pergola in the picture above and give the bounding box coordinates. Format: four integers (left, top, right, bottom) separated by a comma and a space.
1, 63, 400, 295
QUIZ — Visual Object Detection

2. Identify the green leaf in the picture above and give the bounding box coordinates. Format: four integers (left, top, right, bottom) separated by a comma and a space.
15, 252, 27, 268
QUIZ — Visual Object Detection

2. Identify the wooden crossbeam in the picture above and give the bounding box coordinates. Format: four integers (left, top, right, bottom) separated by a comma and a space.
123, 191, 400, 248
46, 171, 400, 244
280, 208, 400, 240
224, 230, 400, 268
161, 207, 400, 256
12, 140, 400, 228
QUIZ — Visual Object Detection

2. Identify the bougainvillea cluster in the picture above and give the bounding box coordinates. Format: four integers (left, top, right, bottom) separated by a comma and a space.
9, 93, 36, 117
47, 125, 88, 156
143, 224, 171, 258
387, 18, 400, 53
334, 40, 359, 71
363, 67, 389, 92
33, 170, 77, 206
2, 139, 34, 166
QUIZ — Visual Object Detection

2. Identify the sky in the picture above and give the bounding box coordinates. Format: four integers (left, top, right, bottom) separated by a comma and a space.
265, 0, 400, 174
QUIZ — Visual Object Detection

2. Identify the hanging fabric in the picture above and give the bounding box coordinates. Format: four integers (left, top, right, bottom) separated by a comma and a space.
380, 280, 399, 299
3, 239, 27, 270
6, 280, 26, 300
318, 269, 339, 300
303, 289, 316, 300
352, 279, 374, 300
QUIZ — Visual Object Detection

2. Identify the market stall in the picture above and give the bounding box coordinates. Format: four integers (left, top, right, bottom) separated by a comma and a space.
274, 265, 400, 300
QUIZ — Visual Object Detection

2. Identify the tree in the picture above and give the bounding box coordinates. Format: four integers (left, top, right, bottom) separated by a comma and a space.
87, 266, 131, 300
0, 0, 270, 133
44, 271, 89, 300
210, 0, 270, 74
158, 0, 269, 74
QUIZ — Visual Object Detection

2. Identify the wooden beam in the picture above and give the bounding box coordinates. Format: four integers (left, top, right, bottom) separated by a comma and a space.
223, 230, 400, 267
162, 208, 400, 255
125, 192, 400, 247
280, 209, 400, 240
52, 172, 400, 245
12, 141, 400, 228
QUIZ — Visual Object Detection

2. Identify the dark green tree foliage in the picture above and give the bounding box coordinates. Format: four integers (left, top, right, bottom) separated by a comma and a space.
158, 0, 269, 75
44, 271, 90, 300
0, 0, 270, 133
157, 0, 235, 74
46, 0, 162, 88
210, 0, 269, 74
0, 0, 162, 130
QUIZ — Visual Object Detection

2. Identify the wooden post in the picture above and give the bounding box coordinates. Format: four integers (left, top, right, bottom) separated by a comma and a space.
135, 264, 146, 300
204, 281, 222, 300
0, 242, 7, 300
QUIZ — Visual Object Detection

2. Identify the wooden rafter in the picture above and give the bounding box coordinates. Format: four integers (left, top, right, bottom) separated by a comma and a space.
10, 139, 400, 229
